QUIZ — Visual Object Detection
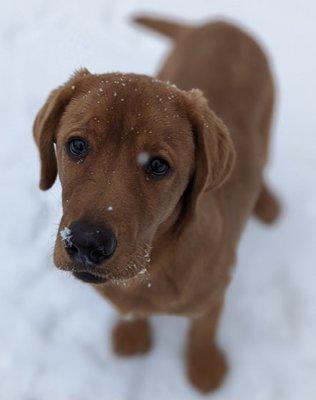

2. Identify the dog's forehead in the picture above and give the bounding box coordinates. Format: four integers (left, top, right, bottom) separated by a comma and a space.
64, 73, 191, 141
84, 72, 184, 108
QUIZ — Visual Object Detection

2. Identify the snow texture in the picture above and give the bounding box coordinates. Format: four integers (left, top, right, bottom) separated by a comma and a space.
1, 1, 316, 399
137, 151, 150, 166
60, 227, 72, 247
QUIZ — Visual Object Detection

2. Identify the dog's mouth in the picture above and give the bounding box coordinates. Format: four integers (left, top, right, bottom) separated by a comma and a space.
72, 271, 108, 284
55, 241, 153, 285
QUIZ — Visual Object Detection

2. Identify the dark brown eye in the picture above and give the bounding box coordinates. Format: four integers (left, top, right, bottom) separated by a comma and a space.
67, 138, 89, 159
145, 157, 170, 180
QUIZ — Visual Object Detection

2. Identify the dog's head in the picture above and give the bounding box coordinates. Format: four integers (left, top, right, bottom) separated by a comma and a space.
33, 69, 235, 285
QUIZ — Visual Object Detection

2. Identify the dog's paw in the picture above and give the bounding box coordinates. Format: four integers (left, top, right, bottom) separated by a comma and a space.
187, 343, 228, 393
112, 319, 152, 356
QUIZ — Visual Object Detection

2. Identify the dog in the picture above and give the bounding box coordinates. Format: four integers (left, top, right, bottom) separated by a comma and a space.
33, 15, 280, 392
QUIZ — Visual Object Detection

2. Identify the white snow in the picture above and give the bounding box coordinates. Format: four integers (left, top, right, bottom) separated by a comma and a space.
1, 1, 316, 400
60, 226, 72, 246
138, 268, 147, 275
137, 151, 150, 166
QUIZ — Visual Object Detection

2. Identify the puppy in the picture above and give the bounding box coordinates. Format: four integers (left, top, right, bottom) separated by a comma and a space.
33, 15, 280, 392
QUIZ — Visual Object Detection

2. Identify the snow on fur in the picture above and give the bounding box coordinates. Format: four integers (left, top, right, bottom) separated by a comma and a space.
1, 1, 316, 400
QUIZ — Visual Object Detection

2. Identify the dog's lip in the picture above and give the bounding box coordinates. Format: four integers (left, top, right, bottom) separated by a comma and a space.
72, 271, 107, 284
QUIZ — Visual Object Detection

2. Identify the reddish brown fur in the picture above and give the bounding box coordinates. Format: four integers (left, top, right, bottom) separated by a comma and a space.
112, 319, 152, 356
33, 16, 280, 392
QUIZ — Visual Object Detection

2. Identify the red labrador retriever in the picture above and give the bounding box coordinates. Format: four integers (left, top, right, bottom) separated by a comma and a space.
33, 15, 280, 392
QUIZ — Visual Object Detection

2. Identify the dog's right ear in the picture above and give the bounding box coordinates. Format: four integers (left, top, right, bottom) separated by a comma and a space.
33, 68, 90, 190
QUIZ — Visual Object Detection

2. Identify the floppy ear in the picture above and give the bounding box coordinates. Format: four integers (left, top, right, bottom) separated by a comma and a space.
33, 68, 90, 190
181, 89, 236, 223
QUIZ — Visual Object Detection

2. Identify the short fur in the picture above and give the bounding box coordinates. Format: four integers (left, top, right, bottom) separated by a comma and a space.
33, 16, 280, 392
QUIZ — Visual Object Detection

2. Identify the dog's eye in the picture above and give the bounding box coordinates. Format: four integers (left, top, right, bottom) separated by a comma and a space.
145, 157, 170, 180
67, 138, 89, 159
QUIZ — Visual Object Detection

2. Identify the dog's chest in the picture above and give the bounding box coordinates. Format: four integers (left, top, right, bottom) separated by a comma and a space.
95, 262, 230, 317
95, 278, 186, 316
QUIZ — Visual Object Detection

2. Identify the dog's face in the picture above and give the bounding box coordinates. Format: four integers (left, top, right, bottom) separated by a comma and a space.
33, 70, 235, 285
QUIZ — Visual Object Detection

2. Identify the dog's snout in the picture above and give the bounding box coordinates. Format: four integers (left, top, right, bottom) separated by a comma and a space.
63, 220, 117, 266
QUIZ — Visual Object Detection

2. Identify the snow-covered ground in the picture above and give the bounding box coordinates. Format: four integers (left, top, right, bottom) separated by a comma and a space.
1, 1, 316, 399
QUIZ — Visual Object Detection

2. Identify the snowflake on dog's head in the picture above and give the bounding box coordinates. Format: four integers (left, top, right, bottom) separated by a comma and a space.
137, 151, 150, 166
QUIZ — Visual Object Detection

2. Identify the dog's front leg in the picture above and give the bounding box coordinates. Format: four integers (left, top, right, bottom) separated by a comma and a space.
186, 301, 227, 393
112, 317, 152, 356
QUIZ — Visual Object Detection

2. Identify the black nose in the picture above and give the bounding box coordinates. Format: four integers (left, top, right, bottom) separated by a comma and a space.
62, 220, 117, 266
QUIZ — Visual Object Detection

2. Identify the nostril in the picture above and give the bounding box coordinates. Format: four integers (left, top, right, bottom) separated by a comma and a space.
106, 235, 117, 257
66, 243, 79, 258
89, 247, 105, 264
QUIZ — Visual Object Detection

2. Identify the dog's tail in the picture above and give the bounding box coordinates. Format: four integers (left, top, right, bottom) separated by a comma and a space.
133, 15, 191, 39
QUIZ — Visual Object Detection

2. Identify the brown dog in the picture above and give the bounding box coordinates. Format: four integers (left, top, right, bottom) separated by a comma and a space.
33, 15, 280, 392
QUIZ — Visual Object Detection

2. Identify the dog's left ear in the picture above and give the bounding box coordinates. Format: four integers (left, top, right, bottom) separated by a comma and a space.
33, 68, 90, 190
181, 89, 236, 224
